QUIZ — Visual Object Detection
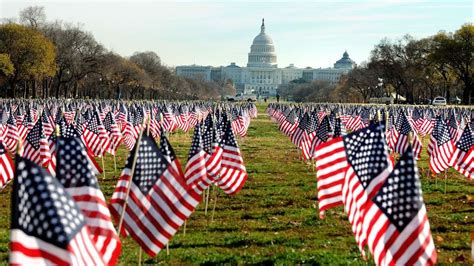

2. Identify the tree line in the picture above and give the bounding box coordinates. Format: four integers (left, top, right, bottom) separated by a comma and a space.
0, 6, 226, 100
279, 24, 473, 105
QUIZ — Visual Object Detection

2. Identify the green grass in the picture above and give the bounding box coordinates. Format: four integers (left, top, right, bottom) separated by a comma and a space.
0, 103, 473, 265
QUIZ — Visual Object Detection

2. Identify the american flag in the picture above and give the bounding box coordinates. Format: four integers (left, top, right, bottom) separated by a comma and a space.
0, 141, 14, 189
14, 106, 24, 127
393, 112, 422, 159
428, 116, 454, 174
109, 133, 201, 257
292, 113, 311, 160
184, 122, 211, 194
103, 112, 123, 156
23, 120, 51, 168
449, 124, 474, 180
418, 109, 435, 136
162, 105, 178, 133
10, 157, 105, 265
18, 111, 33, 142
279, 110, 298, 136
160, 128, 184, 178
217, 116, 248, 195
56, 136, 121, 265
311, 115, 331, 157
362, 146, 437, 265
83, 110, 110, 157
203, 115, 223, 180
64, 105, 76, 124
47, 121, 103, 177
447, 111, 461, 142
341, 123, 393, 257
122, 112, 138, 151
314, 137, 347, 218
4, 113, 19, 153
333, 116, 346, 137
345, 111, 363, 131
177, 106, 190, 133
40, 110, 54, 138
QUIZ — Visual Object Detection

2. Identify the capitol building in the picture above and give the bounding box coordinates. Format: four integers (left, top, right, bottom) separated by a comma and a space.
176, 19, 356, 97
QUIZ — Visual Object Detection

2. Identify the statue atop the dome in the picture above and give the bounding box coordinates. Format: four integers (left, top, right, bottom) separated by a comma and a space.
261, 18, 265, 33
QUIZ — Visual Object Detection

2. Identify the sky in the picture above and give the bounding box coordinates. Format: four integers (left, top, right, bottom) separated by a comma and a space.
1, 0, 472, 69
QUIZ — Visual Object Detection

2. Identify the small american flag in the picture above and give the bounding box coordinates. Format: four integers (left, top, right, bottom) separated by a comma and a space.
0, 142, 14, 190
4, 114, 18, 153
83, 111, 110, 157
428, 116, 454, 174
23, 120, 51, 168
109, 133, 201, 257
342, 123, 393, 257
103, 112, 123, 156
363, 146, 437, 265
449, 124, 474, 180
184, 122, 212, 194
393, 112, 422, 159
203, 115, 223, 180
10, 157, 105, 265
160, 128, 183, 178
217, 116, 248, 195
56, 136, 121, 265
314, 137, 347, 218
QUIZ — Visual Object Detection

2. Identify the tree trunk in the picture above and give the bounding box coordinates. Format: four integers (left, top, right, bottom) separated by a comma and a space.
32, 79, 37, 98
8, 80, 16, 98
462, 76, 473, 105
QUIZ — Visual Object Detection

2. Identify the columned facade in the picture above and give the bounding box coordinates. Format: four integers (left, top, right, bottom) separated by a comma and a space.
176, 19, 356, 96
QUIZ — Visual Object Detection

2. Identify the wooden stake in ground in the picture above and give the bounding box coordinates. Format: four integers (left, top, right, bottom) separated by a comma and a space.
113, 154, 117, 172
444, 169, 447, 194
101, 155, 106, 179
183, 220, 187, 236
138, 247, 142, 266
211, 187, 218, 223
204, 186, 211, 216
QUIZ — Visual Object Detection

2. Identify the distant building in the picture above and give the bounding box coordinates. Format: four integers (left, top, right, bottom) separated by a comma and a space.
176, 19, 356, 96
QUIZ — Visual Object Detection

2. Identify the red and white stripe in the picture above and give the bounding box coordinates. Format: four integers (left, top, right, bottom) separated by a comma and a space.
363, 202, 437, 265
314, 137, 347, 218
67, 186, 121, 265
427, 136, 454, 174
110, 167, 201, 257
450, 146, 474, 180
0, 146, 14, 189
217, 144, 248, 195
10, 227, 105, 266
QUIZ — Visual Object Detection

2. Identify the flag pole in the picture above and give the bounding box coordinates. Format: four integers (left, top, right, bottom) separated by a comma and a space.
113, 154, 117, 172
101, 155, 106, 180
444, 169, 447, 194
183, 220, 187, 236
117, 116, 147, 235
138, 247, 142, 266
211, 187, 218, 223
204, 186, 210, 216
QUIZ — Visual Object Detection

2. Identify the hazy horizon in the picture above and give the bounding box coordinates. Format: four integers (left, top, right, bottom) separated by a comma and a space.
1, 0, 472, 69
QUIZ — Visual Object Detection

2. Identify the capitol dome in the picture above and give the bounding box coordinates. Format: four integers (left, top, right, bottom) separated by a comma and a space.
334, 51, 355, 69
247, 19, 277, 68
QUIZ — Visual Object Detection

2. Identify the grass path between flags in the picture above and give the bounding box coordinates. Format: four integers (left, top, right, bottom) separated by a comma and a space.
0, 103, 473, 264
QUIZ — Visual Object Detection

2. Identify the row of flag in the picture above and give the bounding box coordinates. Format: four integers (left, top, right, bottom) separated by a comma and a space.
3, 100, 255, 265
267, 103, 473, 180
267, 103, 474, 265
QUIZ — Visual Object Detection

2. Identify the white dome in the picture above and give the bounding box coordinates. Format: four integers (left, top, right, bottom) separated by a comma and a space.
247, 19, 277, 68
252, 32, 274, 45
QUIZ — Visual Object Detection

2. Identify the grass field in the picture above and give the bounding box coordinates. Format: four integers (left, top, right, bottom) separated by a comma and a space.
0, 103, 473, 265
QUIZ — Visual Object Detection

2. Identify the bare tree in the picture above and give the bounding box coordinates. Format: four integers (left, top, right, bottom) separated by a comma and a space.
19, 6, 46, 29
